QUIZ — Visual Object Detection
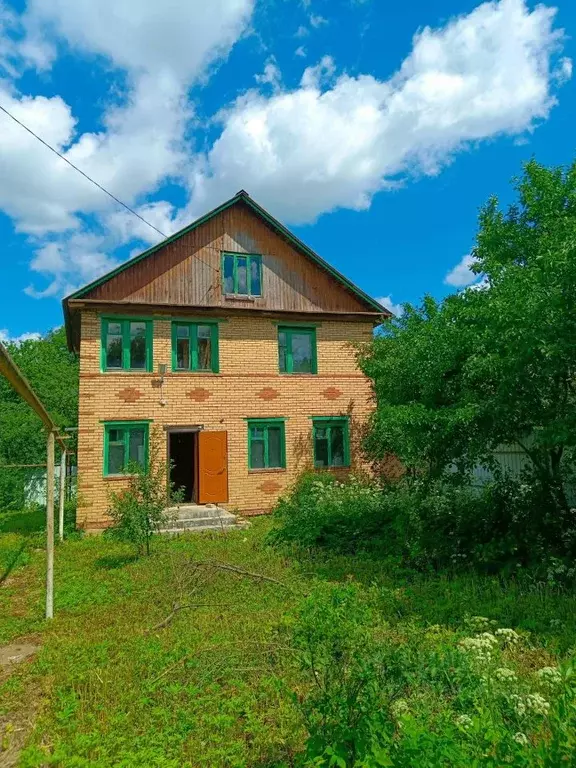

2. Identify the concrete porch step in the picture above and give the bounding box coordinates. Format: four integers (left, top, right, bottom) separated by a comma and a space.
160, 504, 249, 534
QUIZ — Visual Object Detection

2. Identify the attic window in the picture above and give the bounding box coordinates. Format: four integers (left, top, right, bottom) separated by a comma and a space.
222, 253, 262, 297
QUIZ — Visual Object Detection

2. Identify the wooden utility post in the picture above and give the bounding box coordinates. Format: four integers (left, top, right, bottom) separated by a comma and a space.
46, 431, 55, 619
59, 449, 66, 541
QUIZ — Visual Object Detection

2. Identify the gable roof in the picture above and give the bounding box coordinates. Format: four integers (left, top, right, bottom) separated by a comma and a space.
64, 190, 387, 314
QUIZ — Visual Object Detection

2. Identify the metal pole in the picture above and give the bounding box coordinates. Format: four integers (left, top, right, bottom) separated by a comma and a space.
46, 430, 55, 619
58, 449, 66, 542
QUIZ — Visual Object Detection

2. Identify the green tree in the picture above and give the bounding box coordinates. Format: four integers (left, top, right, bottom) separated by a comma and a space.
0, 327, 78, 508
360, 159, 576, 515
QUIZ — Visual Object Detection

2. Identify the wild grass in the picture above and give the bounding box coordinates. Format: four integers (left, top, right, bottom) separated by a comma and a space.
0, 513, 575, 766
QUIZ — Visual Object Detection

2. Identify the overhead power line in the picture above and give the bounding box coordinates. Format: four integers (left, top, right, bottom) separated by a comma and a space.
0, 102, 168, 239
0, 102, 222, 275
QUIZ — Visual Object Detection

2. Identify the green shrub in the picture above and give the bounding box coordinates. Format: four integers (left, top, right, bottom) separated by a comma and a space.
268, 472, 392, 553
269, 471, 576, 575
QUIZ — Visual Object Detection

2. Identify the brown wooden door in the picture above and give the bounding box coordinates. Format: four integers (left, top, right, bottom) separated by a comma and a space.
197, 431, 228, 504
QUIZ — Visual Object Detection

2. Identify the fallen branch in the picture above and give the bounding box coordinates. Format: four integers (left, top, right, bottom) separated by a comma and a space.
147, 601, 234, 633
194, 560, 295, 591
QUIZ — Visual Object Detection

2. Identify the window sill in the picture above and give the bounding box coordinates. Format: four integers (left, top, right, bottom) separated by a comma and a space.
248, 467, 287, 474
279, 372, 318, 377
101, 370, 154, 375
171, 370, 220, 375
223, 294, 258, 302
314, 465, 351, 471
103, 474, 137, 480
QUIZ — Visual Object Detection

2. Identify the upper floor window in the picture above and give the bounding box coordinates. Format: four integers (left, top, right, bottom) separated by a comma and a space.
312, 417, 350, 468
222, 252, 262, 297
278, 326, 317, 374
101, 318, 152, 372
172, 322, 219, 373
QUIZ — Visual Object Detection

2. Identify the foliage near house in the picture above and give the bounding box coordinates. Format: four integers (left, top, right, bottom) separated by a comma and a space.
0, 328, 78, 509
354, 159, 576, 571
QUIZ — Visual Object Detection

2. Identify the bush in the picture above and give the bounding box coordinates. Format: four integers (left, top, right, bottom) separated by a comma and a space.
268, 472, 392, 553
269, 471, 576, 575
106, 432, 181, 555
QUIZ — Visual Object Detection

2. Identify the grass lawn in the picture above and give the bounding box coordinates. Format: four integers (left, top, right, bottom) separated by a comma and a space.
1, 511, 576, 767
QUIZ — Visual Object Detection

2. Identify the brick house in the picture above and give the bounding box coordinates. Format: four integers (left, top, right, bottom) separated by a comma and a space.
63, 190, 387, 531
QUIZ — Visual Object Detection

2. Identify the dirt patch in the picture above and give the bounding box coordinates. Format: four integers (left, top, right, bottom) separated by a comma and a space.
0, 643, 40, 673
0, 644, 42, 768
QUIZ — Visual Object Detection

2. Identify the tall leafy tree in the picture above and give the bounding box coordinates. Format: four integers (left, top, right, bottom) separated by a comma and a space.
360, 159, 576, 513
0, 327, 78, 507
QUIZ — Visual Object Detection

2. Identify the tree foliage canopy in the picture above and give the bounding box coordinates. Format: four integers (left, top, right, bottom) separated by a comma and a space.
359, 159, 576, 512
0, 327, 78, 507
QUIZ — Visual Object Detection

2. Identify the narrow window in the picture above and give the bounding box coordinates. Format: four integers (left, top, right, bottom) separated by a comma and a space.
104, 422, 149, 476
222, 253, 262, 297
247, 419, 286, 470
278, 327, 317, 374
312, 418, 350, 468
101, 318, 152, 372
171, 322, 219, 373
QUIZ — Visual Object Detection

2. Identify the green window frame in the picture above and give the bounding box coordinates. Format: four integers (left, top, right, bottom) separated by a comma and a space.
101, 317, 153, 372
278, 326, 318, 374
312, 417, 350, 468
222, 252, 263, 297
246, 418, 286, 470
103, 421, 150, 476
171, 322, 219, 373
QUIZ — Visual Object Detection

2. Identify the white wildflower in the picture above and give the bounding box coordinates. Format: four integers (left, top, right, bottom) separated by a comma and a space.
510, 694, 526, 717
537, 667, 562, 688
456, 714, 473, 730
494, 667, 518, 683
391, 699, 409, 718
495, 628, 520, 645
459, 633, 497, 664
465, 616, 492, 632
525, 693, 550, 716
513, 732, 529, 746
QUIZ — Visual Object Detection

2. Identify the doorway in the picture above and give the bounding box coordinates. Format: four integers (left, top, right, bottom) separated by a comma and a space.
168, 430, 197, 503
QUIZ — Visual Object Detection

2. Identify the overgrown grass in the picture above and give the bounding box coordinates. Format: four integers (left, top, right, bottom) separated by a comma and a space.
1, 511, 575, 766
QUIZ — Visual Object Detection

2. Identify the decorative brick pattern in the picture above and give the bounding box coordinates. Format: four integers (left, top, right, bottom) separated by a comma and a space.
117, 387, 143, 404
258, 479, 282, 494
322, 386, 343, 401
256, 387, 280, 401
187, 388, 211, 403
76, 310, 374, 531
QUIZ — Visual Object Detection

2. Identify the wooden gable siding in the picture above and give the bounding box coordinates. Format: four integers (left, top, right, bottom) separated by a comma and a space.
84, 202, 369, 313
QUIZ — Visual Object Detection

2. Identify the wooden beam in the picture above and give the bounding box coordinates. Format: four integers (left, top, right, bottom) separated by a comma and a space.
59, 450, 66, 542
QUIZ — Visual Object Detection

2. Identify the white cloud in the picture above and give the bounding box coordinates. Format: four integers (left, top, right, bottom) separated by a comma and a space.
295, 46, 307, 58
0, 328, 42, 344
444, 254, 479, 287
376, 295, 404, 317
189, 0, 567, 223
0, 0, 254, 294
24, 0, 254, 83
310, 14, 328, 28
255, 58, 282, 90
300, 55, 336, 89
295, 25, 309, 38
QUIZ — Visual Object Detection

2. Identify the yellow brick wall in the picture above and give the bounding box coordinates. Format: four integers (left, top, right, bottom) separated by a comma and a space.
76, 310, 375, 530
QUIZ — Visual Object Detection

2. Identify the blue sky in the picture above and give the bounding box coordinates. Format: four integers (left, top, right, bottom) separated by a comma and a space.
0, 0, 574, 340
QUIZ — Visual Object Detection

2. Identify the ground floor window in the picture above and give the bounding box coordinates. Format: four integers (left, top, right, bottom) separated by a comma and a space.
247, 418, 286, 470
103, 421, 150, 476
312, 417, 350, 468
